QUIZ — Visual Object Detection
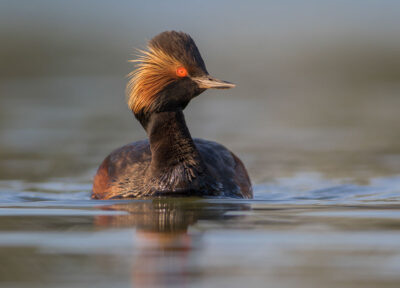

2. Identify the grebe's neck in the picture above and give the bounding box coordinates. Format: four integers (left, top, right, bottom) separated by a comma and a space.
145, 110, 206, 185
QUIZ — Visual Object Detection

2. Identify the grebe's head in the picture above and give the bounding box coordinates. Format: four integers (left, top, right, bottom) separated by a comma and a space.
127, 31, 235, 120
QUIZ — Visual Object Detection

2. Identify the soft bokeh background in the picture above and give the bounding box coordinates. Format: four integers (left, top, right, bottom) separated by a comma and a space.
1, 0, 400, 184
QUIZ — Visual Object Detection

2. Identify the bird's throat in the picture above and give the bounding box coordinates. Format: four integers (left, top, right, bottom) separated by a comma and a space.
145, 110, 206, 189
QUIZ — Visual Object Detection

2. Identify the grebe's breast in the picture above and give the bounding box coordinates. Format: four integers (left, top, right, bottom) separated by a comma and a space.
92, 139, 252, 199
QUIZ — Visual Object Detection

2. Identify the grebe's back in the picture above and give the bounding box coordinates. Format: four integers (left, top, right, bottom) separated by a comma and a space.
93, 138, 252, 199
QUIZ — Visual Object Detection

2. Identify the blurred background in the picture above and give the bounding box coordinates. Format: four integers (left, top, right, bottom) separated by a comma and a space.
1, 0, 400, 184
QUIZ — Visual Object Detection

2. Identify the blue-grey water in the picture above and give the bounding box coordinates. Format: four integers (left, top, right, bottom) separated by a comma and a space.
1, 1, 400, 287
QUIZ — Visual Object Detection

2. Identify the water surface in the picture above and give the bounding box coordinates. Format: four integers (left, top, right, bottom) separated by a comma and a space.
1, 173, 400, 288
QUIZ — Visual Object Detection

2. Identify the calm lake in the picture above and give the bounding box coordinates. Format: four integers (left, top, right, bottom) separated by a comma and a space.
1, 1, 400, 287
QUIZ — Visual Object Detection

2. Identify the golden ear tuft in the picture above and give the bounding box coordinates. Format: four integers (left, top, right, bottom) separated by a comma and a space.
126, 46, 184, 114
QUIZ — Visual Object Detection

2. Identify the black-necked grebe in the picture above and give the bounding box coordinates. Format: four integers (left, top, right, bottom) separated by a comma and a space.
92, 31, 252, 199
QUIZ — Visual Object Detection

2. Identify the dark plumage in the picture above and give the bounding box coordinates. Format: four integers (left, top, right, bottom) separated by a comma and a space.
92, 31, 252, 199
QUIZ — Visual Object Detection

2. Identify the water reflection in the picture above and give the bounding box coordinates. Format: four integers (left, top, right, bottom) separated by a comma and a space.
95, 199, 250, 287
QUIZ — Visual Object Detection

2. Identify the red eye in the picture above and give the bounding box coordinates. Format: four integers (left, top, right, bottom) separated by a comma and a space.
176, 66, 188, 77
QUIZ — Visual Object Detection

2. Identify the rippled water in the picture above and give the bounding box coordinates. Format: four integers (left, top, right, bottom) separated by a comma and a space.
1, 173, 400, 288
